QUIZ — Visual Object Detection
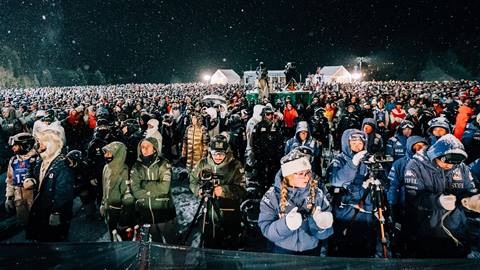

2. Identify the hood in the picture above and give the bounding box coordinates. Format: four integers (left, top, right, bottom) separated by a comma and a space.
136, 136, 160, 161
3, 107, 17, 121
252, 105, 265, 122
405, 135, 427, 158
35, 121, 65, 161
427, 134, 467, 161
295, 121, 310, 140
341, 129, 366, 158
102, 141, 127, 169
361, 118, 376, 131
427, 117, 451, 134
147, 118, 159, 130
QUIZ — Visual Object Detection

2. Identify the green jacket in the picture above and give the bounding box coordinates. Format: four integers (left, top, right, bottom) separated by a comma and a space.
102, 141, 133, 208
130, 137, 175, 215
190, 151, 247, 202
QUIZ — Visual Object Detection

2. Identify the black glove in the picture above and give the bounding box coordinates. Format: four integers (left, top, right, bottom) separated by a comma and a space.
4, 196, 15, 214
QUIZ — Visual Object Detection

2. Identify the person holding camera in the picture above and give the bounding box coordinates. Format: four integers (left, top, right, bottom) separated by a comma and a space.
189, 134, 247, 249
404, 134, 479, 258
326, 129, 378, 257
130, 137, 177, 243
258, 148, 333, 255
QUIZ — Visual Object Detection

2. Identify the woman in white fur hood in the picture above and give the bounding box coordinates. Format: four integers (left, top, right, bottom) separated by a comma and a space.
145, 118, 163, 154
25, 121, 75, 242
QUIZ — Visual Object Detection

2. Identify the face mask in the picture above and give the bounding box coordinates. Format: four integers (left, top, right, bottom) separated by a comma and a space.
141, 152, 157, 166
105, 156, 114, 164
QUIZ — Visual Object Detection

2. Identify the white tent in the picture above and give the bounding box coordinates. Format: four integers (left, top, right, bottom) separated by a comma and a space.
318, 66, 352, 83
243, 70, 286, 91
210, 69, 241, 85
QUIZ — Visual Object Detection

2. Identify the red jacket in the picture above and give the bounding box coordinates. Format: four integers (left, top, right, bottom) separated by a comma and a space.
454, 105, 474, 139
283, 107, 298, 128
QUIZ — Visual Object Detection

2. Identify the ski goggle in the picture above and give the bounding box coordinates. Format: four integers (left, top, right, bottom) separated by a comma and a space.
400, 122, 414, 129
210, 150, 226, 156
440, 153, 466, 165
349, 133, 366, 142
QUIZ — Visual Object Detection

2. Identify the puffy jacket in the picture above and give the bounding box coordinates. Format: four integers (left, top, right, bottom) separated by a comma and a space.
462, 122, 480, 164
328, 129, 372, 223
182, 123, 209, 171
130, 137, 176, 223
258, 171, 333, 252
470, 158, 480, 182
101, 142, 133, 209
387, 136, 427, 207
26, 155, 75, 241
404, 135, 476, 245
189, 150, 246, 202
283, 107, 298, 128
361, 118, 384, 154
453, 105, 474, 140
386, 128, 408, 161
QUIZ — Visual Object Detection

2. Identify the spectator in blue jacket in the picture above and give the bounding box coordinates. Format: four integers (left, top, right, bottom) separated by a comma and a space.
386, 120, 414, 161
426, 116, 451, 146
387, 136, 428, 213
462, 113, 480, 164
404, 134, 478, 258
386, 135, 428, 257
327, 129, 377, 257
284, 121, 322, 175
361, 118, 384, 154
258, 149, 333, 255
470, 158, 480, 182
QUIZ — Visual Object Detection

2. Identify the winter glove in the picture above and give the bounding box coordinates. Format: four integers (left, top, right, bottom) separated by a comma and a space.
4, 197, 15, 214
312, 207, 333, 229
49, 213, 61, 226
439, 194, 456, 211
461, 194, 480, 213
99, 205, 106, 217
362, 178, 375, 189
23, 178, 37, 190
352, 150, 368, 166
90, 179, 98, 186
285, 207, 302, 231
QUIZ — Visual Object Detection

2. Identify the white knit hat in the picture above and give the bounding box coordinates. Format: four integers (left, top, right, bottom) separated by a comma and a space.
281, 157, 311, 176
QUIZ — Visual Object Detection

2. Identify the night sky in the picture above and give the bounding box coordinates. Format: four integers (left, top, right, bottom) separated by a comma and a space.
1, 0, 479, 85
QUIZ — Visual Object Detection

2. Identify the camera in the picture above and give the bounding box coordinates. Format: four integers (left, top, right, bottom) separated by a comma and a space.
363, 153, 394, 165
199, 168, 220, 195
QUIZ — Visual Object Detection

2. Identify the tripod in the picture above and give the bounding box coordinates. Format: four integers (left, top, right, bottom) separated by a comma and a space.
183, 187, 223, 248
346, 161, 390, 258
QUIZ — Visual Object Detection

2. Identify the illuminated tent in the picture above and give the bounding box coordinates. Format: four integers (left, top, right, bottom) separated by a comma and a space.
210, 69, 241, 85
318, 66, 352, 83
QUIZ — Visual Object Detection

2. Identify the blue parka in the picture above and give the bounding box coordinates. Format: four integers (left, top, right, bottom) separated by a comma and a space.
258, 171, 333, 252
328, 129, 373, 223
387, 135, 427, 207
404, 134, 476, 244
